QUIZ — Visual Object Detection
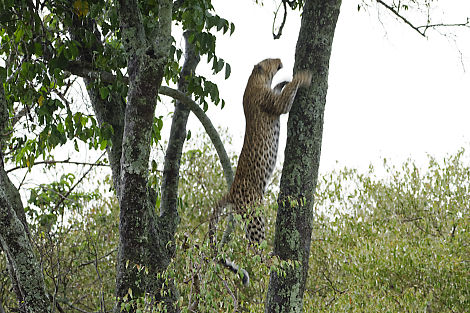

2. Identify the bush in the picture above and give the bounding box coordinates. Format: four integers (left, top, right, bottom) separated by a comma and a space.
305, 150, 469, 312
1, 129, 468, 312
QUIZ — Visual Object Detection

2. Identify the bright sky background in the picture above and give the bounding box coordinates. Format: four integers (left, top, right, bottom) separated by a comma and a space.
178, 0, 470, 174
10, 0, 470, 192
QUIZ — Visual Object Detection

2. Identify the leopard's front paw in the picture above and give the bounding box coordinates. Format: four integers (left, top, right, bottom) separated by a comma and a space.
294, 70, 312, 87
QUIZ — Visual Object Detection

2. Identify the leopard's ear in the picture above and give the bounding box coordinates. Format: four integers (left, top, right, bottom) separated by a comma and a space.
253, 64, 263, 74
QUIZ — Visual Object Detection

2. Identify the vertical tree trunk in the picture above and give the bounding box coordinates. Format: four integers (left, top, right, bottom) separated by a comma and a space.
265, 0, 342, 312
0, 77, 51, 313
160, 31, 200, 236
113, 1, 176, 312
68, 6, 206, 312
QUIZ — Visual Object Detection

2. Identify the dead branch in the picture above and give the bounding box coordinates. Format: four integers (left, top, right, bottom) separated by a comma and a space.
376, 0, 470, 37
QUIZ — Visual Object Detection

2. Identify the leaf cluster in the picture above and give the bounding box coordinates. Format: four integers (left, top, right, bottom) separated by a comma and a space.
0, 172, 118, 312
306, 150, 469, 312
1, 128, 468, 312
0, 0, 235, 172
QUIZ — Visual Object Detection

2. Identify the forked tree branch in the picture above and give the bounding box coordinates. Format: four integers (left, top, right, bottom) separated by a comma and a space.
66, 63, 234, 187
51, 151, 106, 213
272, 0, 299, 40
376, 0, 470, 37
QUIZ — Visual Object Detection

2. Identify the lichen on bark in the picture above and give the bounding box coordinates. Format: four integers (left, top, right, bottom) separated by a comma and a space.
265, 0, 342, 312
111, 1, 182, 312
0, 75, 51, 313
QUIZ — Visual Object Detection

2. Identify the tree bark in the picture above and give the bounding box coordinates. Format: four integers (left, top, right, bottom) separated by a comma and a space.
265, 0, 342, 312
67, 9, 232, 311
160, 30, 200, 237
0, 77, 51, 313
112, 0, 176, 312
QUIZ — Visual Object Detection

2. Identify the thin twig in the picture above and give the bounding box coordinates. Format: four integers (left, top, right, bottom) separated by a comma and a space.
187, 258, 201, 312
272, 1, 288, 39
417, 20, 470, 35
6, 159, 108, 173
401, 217, 422, 223
376, 0, 426, 37
89, 230, 107, 313
217, 273, 238, 312
52, 151, 106, 213
60, 300, 93, 313
376, 0, 470, 37
78, 248, 117, 267
10, 106, 29, 128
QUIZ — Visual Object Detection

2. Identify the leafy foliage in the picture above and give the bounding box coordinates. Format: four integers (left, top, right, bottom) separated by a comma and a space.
1, 126, 468, 312
305, 150, 470, 312
0, 1, 236, 310
0, 0, 233, 171
0, 172, 118, 312
1, 2, 468, 311
144, 142, 470, 312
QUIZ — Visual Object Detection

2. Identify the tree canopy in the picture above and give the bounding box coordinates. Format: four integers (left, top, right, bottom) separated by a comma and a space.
0, 1, 469, 313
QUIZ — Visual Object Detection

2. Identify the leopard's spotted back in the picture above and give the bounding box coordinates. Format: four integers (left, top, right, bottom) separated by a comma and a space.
224, 58, 311, 244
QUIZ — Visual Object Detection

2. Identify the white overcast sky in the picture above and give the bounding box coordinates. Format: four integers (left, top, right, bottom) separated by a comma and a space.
176, 0, 470, 174
10, 0, 470, 197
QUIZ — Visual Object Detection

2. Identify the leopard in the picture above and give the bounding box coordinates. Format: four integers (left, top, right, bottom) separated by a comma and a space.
221, 58, 312, 244
212, 58, 311, 285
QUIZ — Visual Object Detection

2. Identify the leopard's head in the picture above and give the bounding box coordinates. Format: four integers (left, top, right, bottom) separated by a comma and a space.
251, 58, 283, 86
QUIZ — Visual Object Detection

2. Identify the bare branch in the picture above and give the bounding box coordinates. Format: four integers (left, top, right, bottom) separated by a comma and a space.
273, 1, 288, 40
376, 0, 470, 37
6, 159, 108, 173
52, 151, 106, 212
217, 272, 238, 312
376, 0, 426, 37
159, 86, 234, 187
10, 106, 29, 128
418, 20, 470, 35
78, 248, 117, 267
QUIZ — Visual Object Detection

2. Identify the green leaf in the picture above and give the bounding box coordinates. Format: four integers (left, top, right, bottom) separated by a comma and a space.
99, 86, 109, 100
99, 139, 107, 150
212, 57, 224, 74
34, 42, 43, 56
69, 40, 79, 60
230, 22, 235, 35
225, 63, 231, 79
14, 25, 24, 43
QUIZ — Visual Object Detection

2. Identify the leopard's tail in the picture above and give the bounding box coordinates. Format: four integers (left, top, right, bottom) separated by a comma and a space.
219, 258, 250, 286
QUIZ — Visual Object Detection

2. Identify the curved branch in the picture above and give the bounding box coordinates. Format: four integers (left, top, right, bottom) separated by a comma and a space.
66, 64, 234, 187
272, 0, 300, 40
272, 1, 288, 40
159, 86, 234, 187
6, 159, 108, 173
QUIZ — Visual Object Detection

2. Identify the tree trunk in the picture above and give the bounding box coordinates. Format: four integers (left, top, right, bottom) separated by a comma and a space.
70, 7, 230, 311
0, 77, 51, 313
160, 30, 200, 238
265, 0, 342, 312
112, 1, 176, 312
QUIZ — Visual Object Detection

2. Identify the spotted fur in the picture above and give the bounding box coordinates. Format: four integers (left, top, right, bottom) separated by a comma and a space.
224, 58, 312, 244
